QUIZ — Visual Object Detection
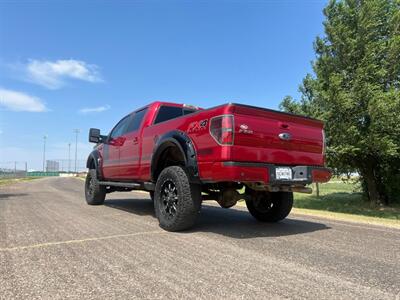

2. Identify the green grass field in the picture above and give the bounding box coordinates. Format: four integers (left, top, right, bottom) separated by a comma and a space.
294, 181, 400, 220
0, 177, 41, 186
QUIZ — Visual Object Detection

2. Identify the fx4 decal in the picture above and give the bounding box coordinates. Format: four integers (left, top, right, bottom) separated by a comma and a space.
187, 119, 208, 133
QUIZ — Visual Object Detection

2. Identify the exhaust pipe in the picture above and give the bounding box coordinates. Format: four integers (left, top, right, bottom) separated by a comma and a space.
266, 185, 313, 194
217, 188, 243, 208
291, 186, 312, 194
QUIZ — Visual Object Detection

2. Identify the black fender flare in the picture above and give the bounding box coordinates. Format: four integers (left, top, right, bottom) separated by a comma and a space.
151, 130, 200, 183
86, 150, 103, 179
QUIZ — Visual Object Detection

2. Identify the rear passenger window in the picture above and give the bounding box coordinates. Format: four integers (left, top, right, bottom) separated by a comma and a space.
183, 108, 196, 115
154, 106, 184, 124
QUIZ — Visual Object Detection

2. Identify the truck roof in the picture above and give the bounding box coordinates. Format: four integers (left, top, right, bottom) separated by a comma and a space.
128, 101, 321, 124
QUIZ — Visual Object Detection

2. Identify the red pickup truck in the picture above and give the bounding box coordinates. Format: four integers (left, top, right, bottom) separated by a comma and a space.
86, 101, 331, 231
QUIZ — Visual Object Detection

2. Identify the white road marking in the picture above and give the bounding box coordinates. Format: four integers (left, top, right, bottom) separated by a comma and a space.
0, 230, 165, 252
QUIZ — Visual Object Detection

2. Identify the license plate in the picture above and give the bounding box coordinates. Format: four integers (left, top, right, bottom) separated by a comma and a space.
276, 167, 292, 180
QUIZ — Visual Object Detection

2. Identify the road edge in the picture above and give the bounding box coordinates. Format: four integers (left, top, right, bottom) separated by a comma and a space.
236, 202, 400, 229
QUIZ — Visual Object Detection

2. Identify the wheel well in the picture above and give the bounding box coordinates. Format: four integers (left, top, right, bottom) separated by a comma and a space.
153, 145, 185, 181
87, 157, 96, 169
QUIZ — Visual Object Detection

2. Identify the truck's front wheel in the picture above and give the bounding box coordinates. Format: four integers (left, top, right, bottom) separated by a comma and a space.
154, 166, 201, 231
245, 190, 293, 222
85, 169, 106, 205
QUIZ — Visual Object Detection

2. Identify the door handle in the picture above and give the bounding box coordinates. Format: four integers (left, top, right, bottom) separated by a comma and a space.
133, 137, 139, 145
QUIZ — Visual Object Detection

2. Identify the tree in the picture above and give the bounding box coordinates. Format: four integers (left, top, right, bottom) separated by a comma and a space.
280, 0, 400, 205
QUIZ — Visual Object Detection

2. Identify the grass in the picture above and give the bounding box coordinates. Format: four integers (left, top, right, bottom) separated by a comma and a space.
0, 177, 41, 186
293, 181, 400, 221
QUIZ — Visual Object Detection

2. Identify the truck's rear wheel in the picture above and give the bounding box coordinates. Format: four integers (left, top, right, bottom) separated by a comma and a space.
154, 166, 201, 231
245, 190, 293, 222
85, 169, 106, 205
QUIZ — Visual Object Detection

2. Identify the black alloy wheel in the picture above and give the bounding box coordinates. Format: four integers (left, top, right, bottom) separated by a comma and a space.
160, 180, 179, 219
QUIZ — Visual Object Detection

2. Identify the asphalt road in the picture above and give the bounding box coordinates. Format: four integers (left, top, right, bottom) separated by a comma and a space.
1, 177, 399, 299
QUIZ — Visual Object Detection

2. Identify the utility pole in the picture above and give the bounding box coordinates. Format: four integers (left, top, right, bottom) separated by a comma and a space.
73, 129, 80, 173
42, 135, 47, 172
68, 143, 71, 173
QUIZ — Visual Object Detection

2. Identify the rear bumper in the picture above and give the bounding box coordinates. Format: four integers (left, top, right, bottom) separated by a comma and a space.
200, 161, 332, 185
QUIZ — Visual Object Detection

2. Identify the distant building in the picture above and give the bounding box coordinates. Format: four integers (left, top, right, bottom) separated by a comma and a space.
46, 160, 60, 172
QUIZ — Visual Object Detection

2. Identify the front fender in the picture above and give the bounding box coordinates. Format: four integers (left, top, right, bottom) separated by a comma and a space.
86, 150, 103, 179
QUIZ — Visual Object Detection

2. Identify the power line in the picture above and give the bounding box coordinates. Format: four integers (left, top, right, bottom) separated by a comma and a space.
42, 135, 47, 172
68, 143, 71, 173
73, 129, 80, 173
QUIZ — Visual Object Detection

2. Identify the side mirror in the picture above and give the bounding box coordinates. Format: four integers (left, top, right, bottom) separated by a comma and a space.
89, 128, 101, 143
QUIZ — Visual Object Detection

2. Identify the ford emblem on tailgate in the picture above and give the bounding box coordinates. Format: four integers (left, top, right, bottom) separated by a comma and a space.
279, 132, 292, 141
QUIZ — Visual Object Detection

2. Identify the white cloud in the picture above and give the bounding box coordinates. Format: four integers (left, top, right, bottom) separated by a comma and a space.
78, 105, 110, 114
25, 59, 103, 89
0, 88, 48, 112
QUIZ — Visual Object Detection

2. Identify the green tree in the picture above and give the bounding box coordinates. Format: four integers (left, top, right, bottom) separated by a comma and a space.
280, 0, 400, 205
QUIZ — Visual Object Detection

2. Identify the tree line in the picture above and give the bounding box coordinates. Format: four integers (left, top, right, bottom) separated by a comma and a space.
280, 0, 400, 205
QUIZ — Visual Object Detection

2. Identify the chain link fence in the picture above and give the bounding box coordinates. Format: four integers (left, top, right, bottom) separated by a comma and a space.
0, 159, 88, 179
0, 161, 28, 179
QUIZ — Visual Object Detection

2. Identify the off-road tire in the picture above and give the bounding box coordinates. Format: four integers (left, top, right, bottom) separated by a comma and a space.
154, 166, 201, 231
245, 190, 293, 222
85, 169, 106, 205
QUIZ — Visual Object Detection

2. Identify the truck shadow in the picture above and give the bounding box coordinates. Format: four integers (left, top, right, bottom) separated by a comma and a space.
105, 197, 330, 238
0, 193, 29, 199
193, 205, 330, 238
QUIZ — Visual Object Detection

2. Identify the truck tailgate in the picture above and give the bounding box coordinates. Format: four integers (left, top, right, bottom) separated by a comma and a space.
230, 104, 325, 166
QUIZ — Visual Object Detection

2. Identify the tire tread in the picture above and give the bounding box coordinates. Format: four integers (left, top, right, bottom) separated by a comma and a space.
154, 166, 201, 231
246, 191, 293, 222
85, 169, 106, 205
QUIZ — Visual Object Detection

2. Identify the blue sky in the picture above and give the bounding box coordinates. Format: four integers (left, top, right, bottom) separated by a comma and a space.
0, 0, 326, 171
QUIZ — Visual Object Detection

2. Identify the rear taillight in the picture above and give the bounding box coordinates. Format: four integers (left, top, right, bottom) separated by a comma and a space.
312, 168, 332, 183
210, 115, 234, 145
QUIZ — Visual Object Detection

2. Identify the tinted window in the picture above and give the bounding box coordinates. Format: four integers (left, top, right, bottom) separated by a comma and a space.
110, 115, 131, 138
154, 106, 183, 124
183, 108, 196, 115
126, 108, 148, 133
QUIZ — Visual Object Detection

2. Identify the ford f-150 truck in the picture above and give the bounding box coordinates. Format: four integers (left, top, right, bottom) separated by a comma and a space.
86, 101, 331, 231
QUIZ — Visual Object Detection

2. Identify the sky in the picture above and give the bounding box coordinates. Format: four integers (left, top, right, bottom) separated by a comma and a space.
0, 0, 326, 171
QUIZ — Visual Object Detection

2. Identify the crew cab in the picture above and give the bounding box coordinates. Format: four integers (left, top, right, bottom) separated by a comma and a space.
85, 101, 331, 231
